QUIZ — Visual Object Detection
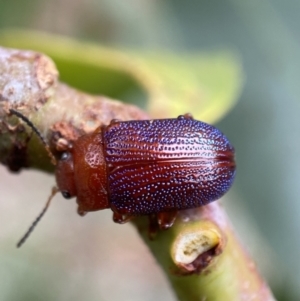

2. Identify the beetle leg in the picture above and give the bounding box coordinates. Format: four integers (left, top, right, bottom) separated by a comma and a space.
183, 113, 194, 120
109, 118, 121, 125
177, 113, 194, 120
147, 211, 178, 239
157, 211, 178, 230
148, 214, 159, 240
77, 207, 87, 216
112, 211, 133, 224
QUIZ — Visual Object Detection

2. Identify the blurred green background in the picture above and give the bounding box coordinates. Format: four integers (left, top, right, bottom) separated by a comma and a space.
1, 0, 300, 300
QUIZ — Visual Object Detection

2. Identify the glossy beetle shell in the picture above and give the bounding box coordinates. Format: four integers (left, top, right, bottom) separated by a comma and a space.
56, 114, 236, 225
104, 116, 235, 215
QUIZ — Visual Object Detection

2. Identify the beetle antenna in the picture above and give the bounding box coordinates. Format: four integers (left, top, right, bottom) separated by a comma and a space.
17, 187, 59, 248
9, 109, 57, 165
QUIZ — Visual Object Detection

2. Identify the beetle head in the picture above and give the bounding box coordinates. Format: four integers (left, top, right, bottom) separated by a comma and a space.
55, 131, 110, 215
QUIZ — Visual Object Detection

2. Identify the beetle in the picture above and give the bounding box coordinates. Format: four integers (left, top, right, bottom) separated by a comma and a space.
55, 114, 236, 228
10, 110, 235, 245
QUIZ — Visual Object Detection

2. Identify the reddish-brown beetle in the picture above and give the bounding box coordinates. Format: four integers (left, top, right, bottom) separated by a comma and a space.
10, 110, 235, 246
56, 114, 235, 224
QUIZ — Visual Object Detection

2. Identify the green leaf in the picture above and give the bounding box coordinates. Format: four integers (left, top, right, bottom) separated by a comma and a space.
0, 29, 243, 123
